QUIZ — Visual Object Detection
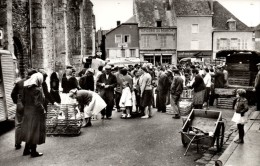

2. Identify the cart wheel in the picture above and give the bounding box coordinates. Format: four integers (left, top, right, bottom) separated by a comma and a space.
181, 133, 188, 147
216, 122, 225, 152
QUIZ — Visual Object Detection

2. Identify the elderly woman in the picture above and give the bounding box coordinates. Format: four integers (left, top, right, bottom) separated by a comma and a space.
69, 89, 107, 127
21, 72, 45, 157
79, 68, 95, 91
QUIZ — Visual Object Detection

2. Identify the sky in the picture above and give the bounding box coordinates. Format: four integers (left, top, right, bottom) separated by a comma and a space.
92, 0, 260, 30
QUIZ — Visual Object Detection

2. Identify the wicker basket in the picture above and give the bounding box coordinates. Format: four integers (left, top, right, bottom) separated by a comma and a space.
179, 99, 193, 116
46, 104, 82, 136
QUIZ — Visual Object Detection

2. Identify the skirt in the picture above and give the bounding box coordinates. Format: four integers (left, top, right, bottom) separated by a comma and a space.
140, 90, 153, 107
193, 89, 205, 105
231, 112, 248, 124
83, 92, 107, 118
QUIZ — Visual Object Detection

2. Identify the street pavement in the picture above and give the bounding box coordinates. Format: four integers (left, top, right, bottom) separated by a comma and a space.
0, 107, 235, 166
217, 110, 260, 166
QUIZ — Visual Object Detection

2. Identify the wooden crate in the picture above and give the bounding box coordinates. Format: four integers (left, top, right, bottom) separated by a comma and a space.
216, 97, 236, 109
181, 89, 193, 99
227, 63, 249, 71
229, 71, 250, 79
46, 104, 82, 136
228, 78, 250, 86
215, 88, 236, 96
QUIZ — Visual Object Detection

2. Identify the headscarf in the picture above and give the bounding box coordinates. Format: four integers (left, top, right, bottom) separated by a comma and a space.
66, 69, 73, 79
24, 72, 43, 87
85, 68, 94, 75
69, 89, 78, 98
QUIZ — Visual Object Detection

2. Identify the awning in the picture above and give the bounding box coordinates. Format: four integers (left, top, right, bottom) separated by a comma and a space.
107, 58, 148, 66
177, 51, 212, 58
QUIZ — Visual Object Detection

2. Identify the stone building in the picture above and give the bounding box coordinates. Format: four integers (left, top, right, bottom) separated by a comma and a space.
0, 0, 95, 76
212, 1, 254, 59
134, 0, 177, 66
255, 24, 260, 52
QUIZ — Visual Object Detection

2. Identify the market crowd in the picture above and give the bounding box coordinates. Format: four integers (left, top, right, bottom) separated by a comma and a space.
11, 61, 231, 157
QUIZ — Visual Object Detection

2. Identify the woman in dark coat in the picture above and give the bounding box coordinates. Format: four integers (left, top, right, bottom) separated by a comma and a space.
191, 69, 206, 109
79, 68, 95, 91
67, 69, 80, 92
50, 71, 61, 103
21, 72, 45, 157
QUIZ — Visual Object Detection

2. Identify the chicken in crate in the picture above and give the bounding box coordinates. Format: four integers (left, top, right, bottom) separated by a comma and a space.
46, 104, 82, 136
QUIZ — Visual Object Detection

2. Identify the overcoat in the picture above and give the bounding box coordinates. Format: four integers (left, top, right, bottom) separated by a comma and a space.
21, 86, 46, 145
96, 73, 117, 107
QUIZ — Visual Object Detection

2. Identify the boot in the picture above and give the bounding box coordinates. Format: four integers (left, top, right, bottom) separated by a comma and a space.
23, 143, 30, 156
86, 118, 92, 127
31, 144, 43, 157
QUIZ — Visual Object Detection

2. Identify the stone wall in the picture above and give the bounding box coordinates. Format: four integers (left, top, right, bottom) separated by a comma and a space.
12, 0, 30, 76
1, 0, 95, 75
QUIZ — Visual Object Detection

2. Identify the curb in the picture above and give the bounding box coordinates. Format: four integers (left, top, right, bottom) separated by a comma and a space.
216, 111, 260, 165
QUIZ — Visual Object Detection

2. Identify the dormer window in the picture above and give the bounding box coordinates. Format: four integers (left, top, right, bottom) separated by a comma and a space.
227, 17, 237, 31
156, 20, 162, 27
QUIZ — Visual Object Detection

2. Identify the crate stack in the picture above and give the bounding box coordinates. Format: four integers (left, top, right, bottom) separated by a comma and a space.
179, 89, 193, 116
215, 88, 236, 109
227, 63, 251, 86
46, 104, 82, 136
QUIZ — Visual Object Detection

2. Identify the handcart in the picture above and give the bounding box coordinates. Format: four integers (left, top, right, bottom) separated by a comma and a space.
46, 104, 82, 136
181, 109, 225, 156
179, 89, 193, 116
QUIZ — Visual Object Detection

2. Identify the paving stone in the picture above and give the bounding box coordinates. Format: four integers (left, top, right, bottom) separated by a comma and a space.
196, 159, 209, 164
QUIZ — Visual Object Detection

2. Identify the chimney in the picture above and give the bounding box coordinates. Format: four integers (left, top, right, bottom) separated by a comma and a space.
209, 0, 214, 14
117, 21, 121, 26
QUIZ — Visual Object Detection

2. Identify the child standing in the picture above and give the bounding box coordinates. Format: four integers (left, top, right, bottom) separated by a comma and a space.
120, 81, 132, 119
232, 89, 248, 144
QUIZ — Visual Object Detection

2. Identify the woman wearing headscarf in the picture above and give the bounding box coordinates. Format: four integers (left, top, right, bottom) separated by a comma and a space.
69, 89, 107, 127
79, 68, 95, 91
21, 72, 45, 157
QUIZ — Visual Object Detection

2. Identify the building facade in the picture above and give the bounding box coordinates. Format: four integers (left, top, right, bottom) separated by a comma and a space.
105, 23, 139, 62
0, 0, 95, 76
172, 0, 213, 63
212, 1, 254, 59
254, 24, 260, 52
134, 0, 177, 65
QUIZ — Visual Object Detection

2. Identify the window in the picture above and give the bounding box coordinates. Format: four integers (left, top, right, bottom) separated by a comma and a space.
241, 39, 248, 49
156, 21, 162, 27
142, 35, 150, 48
121, 49, 125, 58
144, 56, 154, 64
162, 56, 171, 64
124, 35, 131, 43
191, 40, 199, 50
115, 34, 122, 43
130, 49, 136, 57
230, 38, 238, 49
161, 35, 167, 48
191, 24, 199, 33
219, 38, 229, 50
